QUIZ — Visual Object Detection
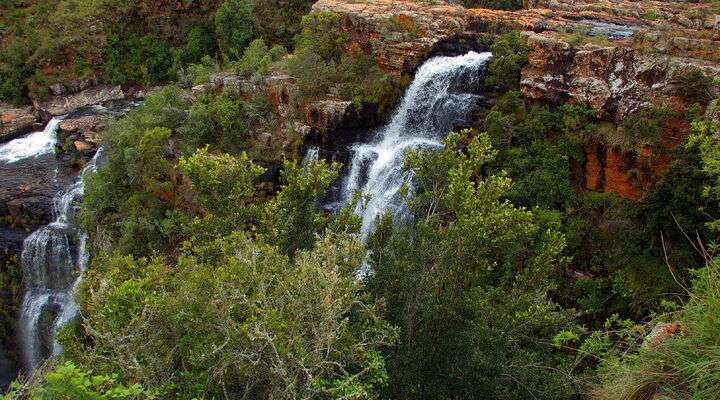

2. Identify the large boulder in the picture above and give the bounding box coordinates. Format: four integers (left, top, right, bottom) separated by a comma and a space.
0, 105, 39, 143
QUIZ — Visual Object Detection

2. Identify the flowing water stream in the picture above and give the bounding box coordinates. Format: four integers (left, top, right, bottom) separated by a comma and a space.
338, 51, 492, 238
18, 148, 101, 371
0, 118, 62, 164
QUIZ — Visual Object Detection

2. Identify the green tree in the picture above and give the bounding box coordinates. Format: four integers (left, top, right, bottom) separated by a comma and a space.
215, 0, 256, 60
0, 40, 29, 104
67, 149, 396, 398
367, 130, 578, 399
250, 0, 314, 48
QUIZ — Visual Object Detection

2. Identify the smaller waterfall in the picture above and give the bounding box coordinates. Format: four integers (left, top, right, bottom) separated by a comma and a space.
339, 52, 492, 238
19, 148, 102, 371
0, 118, 62, 164
302, 146, 320, 169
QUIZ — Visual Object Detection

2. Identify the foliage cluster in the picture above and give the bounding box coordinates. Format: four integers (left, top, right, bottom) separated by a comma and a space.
367, 130, 579, 399
1, 362, 154, 400
80, 86, 286, 257
484, 31, 530, 92
587, 114, 720, 394
287, 12, 404, 112
0, 0, 310, 104
44, 80, 396, 397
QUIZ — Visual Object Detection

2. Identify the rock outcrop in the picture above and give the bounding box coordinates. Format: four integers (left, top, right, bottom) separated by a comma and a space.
521, 33, 720, 120
34, 85, 126, 117
0, 105, 39, 143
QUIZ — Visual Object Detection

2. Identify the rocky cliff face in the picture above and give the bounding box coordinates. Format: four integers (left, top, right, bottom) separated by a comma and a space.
312, 0, 720, 199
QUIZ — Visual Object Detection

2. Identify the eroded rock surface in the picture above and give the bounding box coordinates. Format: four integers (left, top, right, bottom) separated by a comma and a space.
0, 105, 39, 143
35, 85, 126, 117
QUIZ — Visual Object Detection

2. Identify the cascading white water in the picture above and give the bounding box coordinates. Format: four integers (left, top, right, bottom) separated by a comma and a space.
302, 146, 320, 169
339, 51, 492, 238
18, 148, 102, 371
0, 118, 62, 164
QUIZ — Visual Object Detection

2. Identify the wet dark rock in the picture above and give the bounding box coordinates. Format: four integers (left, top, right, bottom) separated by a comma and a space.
35, 85, 126, 118
304, 100, 380, 135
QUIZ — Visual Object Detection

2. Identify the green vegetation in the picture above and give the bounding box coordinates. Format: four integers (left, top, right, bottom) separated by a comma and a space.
673, 66, 716, 104
0, 0, 310, 104
586, 110, 720, 399
484, 31, 530, 92
250, 0, 315, 48
2, 362, 153, 399
60, 84, 396, 398
368, 130, 578, 399
287, 12, 404, 111
215, 0, 255, 60
1, 0, 720, 396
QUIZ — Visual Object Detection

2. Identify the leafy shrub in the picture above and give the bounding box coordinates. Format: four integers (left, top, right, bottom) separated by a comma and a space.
80, 87, 189, 256
250, 0, 314, 48
1, 362, 153, 399
70, 143, 395, 398
101, 34, 174, 85
177, 55, 220, 87
485, 31, 530, 92
0, 40, 29, 104
180, 87, 276, 154
235, 38, 286, 77
287, 12, 401, 110
672, 66, 714, 103
611, 106, 677, 152
173, 24, 217, 68
215, 0, 256, 60
590, 261, 720, 400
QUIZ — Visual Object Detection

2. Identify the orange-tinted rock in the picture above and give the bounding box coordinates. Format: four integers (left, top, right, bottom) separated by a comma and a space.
644, 322, 685, 348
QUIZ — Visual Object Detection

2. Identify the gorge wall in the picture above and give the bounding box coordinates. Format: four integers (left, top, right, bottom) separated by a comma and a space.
312, 0, 720, 199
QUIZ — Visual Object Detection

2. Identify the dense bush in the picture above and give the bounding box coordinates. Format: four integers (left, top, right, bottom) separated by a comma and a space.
0, 0, 224, 101
1, 362, 153, 399
173, 24, 218, 68
672, 66, 715, 103
0, 41, 29, 104
251, 0, 314, 48
367, 130, 578, 399
235, 38, 287, 77
102, 34, 174, 85
589, 260, 720, 400
477, 89, 710, 330
587, 101, 720, 400
287, 12, 403, 111
485, 31, 530, 92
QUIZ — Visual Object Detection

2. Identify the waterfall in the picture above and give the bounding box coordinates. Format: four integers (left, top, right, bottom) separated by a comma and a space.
339, 51, 492, 238
0, 117, 62, 164
18, 148, 102, 371
302, 146, 320, 169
